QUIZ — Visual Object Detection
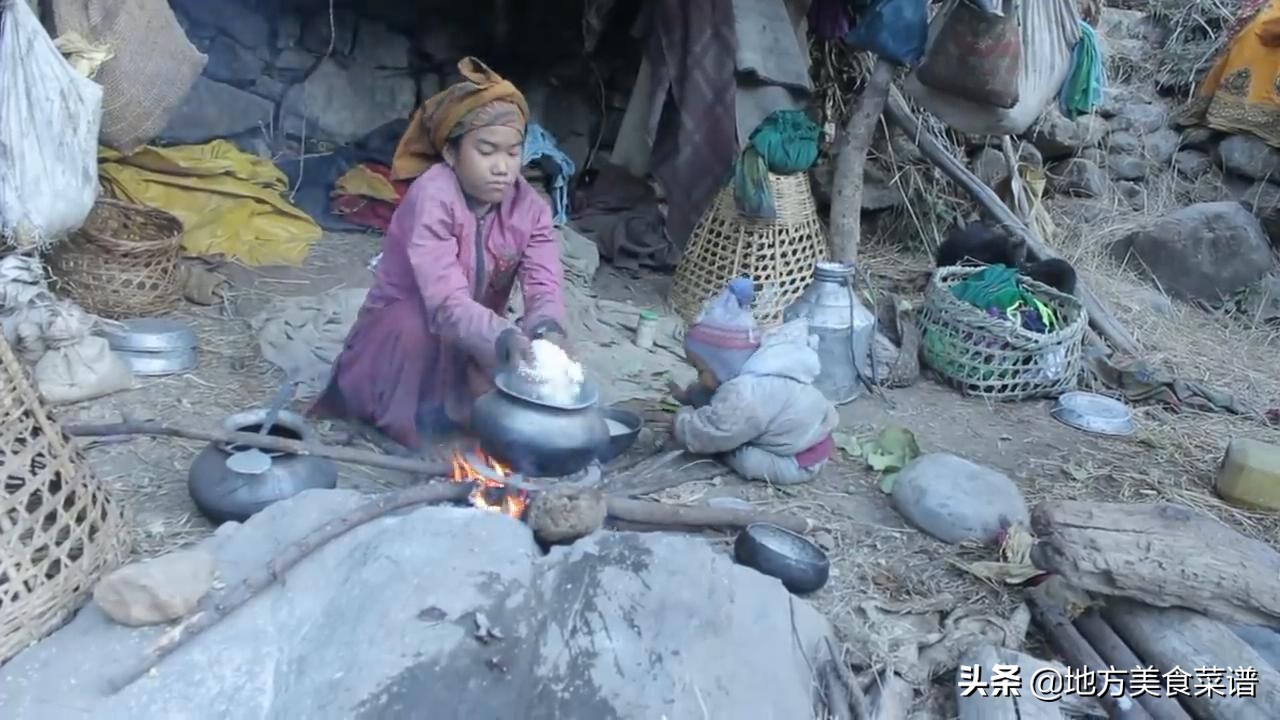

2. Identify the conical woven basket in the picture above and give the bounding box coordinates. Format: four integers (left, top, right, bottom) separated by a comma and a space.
0, 334, 130, 664
670, 172, 828, 327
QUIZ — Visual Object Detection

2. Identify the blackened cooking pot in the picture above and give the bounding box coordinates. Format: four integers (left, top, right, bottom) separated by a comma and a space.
470, 371, 609, 477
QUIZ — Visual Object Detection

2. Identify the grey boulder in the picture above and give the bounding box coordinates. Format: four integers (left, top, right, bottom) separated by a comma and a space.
891, 453, 1029, 545
1047, 158, 1108, 198
1218, 134, 1280, 182
0, 490, 836, 720
1111, 201, 1277, 302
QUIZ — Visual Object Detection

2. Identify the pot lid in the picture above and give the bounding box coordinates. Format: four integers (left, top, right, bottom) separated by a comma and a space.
102, 318, 197, 352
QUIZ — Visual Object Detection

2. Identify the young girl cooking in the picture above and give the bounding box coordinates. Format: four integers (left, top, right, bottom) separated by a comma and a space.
670, 279, 838, 485
312, 58, 571, 450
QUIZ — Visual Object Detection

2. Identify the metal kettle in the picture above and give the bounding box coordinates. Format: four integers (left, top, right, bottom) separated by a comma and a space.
783, 261, 876, 404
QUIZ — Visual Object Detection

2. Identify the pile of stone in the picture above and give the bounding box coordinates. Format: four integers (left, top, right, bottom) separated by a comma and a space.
159, 0, 600, 169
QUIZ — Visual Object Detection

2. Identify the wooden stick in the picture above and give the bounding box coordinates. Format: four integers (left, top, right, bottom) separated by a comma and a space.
604, 496, 812, 535
883, 88, 1141, 358
1025, 583, 1153, 720
63, 420, 451, 477
1103, 600, 1280, 720
1073, 609, 1194, 720
829, 58, 896, 265
106, 480, 474, 693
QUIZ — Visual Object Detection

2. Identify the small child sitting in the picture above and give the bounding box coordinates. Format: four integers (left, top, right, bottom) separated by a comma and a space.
671, 280, 838, 485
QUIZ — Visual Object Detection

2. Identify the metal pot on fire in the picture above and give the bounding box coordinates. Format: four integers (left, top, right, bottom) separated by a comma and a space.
470, 371, 610, 477
188, 408, 338, 524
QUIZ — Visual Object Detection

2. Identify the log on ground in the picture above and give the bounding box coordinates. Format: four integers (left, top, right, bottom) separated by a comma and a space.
1030, 501, 1280, 626
1103, 599, 1280, 720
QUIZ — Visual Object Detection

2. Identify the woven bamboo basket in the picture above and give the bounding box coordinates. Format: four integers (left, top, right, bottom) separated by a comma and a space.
47, 199, 183, 319
0, 334, 130, 664
670, 172, 828, 327
920, 266, 1087, 400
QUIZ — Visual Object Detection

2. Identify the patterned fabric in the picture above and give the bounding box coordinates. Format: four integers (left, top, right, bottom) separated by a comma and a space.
1179, 0, 1280, 147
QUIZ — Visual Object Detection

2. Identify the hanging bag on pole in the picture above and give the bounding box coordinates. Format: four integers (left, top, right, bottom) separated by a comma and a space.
915, 0, 1023, 109
902, 0, 1081, 136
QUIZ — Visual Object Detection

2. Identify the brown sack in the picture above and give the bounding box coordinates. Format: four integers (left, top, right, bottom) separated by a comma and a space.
915, 0, 1022, 110
51, 0, 207, 154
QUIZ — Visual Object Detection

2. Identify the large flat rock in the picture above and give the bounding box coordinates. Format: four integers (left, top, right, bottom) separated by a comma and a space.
0, 490, 834, 719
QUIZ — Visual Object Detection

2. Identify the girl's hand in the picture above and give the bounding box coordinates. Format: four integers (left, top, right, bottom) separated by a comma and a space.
495, 329, 533, 371
544, 331, 575, 358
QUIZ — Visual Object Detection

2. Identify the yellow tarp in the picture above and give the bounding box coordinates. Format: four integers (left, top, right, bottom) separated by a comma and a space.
98, 140, 322, 266
333, 165, 399, 203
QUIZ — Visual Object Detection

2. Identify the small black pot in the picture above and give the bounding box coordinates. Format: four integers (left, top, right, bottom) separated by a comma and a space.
733, 523, 830, 595
596, 407, 643, 464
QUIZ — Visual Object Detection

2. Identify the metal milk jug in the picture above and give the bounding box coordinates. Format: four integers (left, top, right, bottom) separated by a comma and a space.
783, 261, 876, 404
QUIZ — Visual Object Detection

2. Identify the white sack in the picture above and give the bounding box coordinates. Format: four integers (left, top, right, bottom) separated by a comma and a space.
35, 334, 132, 404
0, 0, 103, 249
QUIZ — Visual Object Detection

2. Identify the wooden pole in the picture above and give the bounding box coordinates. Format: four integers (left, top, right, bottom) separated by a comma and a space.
882, 88, 1141, 358
106, 481, 475, 693
1073, 609, 1194, 720
63, 420, 453, 476
829, 58, 897, 265
605, 496, 812, 535
1103, 600, 1280, 720
1025, 583, 1153, 720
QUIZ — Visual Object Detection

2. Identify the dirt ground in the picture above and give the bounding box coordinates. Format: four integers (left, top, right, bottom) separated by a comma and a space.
58, 228, 1163, 581
52, 218, 1280, 714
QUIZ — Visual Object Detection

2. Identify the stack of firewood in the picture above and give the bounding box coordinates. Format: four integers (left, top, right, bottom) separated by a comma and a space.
956, 501, 1280, 720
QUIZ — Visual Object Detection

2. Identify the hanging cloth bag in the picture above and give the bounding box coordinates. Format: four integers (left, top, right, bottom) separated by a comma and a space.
915, 0, 1023, 109
902, 0, 1081, 136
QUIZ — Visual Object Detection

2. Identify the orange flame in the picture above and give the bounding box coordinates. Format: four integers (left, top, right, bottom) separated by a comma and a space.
450, 448, 527, 519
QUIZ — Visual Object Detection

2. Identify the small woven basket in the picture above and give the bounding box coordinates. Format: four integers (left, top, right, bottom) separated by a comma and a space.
0, 334, 130, 664
670, 172, 828, 327
47, 199, 183, 319
920, 266, 1087, 400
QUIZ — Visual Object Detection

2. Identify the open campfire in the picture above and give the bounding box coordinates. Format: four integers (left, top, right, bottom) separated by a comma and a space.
450, 448, 528, 519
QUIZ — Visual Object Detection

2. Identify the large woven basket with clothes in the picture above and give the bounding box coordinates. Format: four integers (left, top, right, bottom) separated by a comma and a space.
670, 172, 827, 327
0, 333, 130, 664
920, 265, 1086, 400
47, 198, 183, 319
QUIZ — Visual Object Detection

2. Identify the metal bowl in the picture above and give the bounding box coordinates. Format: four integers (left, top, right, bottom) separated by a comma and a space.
102, 318, 197, 352
596, 407, 643, 464
733, 523, 830, 595
1051, 391, 1134, 436
116, 346, 197, 376
494, 370, 599, 410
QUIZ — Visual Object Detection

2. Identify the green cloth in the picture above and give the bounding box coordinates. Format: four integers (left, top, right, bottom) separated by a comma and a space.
950, 264, 1026, 311
732, 110, 821, 219
732, 146, 775, 219
1059, 20, 1105, 119
750, 110, 820, 174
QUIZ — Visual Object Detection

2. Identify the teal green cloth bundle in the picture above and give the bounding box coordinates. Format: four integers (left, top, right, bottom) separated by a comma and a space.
733, 110, 821, 219
1059, 20, 1105, 119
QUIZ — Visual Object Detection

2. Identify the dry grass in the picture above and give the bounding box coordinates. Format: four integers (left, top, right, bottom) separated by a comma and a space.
1149, 0, 1254, 95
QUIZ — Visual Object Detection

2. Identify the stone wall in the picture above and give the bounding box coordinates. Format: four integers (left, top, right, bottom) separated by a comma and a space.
162, 0, 640, 169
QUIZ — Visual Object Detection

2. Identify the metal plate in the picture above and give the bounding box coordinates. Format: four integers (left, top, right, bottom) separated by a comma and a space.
1050, 391, 1134, 436
102, 318, 197, 352
493, 371, 598, 410
117, 346, 198, 376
